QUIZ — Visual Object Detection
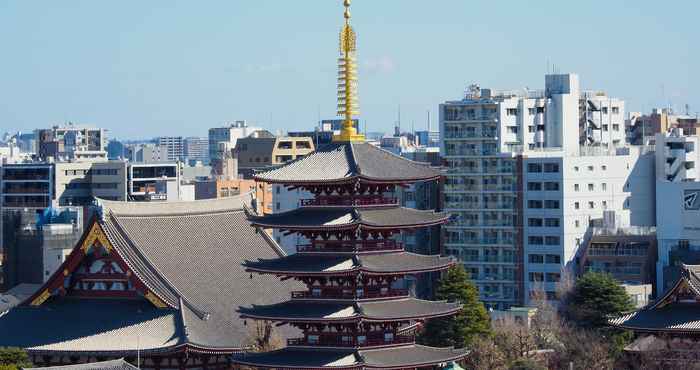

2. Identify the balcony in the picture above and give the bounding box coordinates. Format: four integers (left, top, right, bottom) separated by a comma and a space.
288, 334, 414, 348
2, 186, 50, 194
300, 196, 398, 207
291, 288, 409, 300
297, 239, 403, 253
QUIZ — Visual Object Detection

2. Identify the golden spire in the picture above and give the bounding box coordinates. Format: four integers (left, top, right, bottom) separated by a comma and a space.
333, 0, 365, 142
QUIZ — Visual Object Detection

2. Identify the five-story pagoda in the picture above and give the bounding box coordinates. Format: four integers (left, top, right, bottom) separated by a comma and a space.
233, 1, 469, 369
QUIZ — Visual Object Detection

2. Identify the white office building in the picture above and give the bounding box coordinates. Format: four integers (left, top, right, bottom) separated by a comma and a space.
522, 147, 655, 303
654, 128, 700, 293
157, 136, 184, 162
208, 121, 261, 164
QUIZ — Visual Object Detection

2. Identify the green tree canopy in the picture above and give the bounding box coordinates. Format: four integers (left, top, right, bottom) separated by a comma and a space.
419, 265, 491, 348
0, 347, 31, 370
566, 272, 634, 328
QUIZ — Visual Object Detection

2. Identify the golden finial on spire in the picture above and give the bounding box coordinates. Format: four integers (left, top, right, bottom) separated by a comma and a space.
334, 0, 364, 142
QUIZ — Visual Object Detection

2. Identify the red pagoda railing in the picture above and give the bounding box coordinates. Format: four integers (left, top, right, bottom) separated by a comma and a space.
287, 334, 415, 348
297, 239, 403, 253
291, 288, 409, 300
300, 196, 398, 207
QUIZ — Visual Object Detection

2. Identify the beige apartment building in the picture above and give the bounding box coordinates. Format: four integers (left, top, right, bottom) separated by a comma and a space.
235, 130, 314, 175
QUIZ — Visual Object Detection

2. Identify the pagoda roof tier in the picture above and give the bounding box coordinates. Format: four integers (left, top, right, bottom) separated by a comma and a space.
253, 142, 441, 185
244, 251, 455, 276
248, 205, 448, 231
610, 264, 700, 333
0, 194, 300, 355
238, 298, 462, 323
232, 344, 469, 370
24, 359, 139, 370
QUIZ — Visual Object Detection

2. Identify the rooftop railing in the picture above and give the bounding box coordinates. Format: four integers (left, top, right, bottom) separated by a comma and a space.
297, 239, 403, 253
300, 196, 398, 207
288, 334, 414, 348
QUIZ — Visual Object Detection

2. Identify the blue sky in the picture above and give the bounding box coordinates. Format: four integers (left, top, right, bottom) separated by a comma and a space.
0, 0, 697, 139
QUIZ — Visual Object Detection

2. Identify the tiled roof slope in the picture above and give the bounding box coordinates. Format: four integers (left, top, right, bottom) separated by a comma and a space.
244, 252, 455, 275
0, 194, 298, 353
23, 359, 138, 370
609, 264, 700, 333
248, 206, 448, 230
254, 142, 440, 184
233, 345, 468, 369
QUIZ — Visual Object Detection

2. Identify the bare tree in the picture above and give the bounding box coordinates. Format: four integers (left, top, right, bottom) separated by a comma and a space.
245, 320, 284, 353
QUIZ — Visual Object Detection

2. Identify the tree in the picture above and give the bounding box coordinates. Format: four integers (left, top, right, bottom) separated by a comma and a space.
244, 321, 283, 353
419, 265, 491, 348
565, 272, 634, 329
0, 348, 31, 370
509, 358, 547, 370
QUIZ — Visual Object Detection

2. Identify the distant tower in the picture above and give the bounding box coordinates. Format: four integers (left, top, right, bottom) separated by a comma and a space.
333, 0, 365, 142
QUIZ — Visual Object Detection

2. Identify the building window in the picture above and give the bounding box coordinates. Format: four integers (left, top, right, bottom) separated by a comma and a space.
275, 186, 280, 194
528, 236, 544, 245
507, 126, 518, 134
527, 182, 542, 191
546, 273, 561, 282
543, 163, 560, 173
529, 272, 544, 282
544, 200, 560, 209
602, 107, 609, 114
613, 124, 620, 131
528, 254, 544, 264
545, 254, 561, 264
276, 202, 281, 210
575, 220, 580, 227
612, 107, 620, 114
602, 183, 607, 191
588, 183, 594, 191
544, 182, 559, 191
528, 163, 542, 173
588, 165, 594, 171
528, 200, 543, 209
602, 165, 607, 171
545, 218, 560, 227
528, 108, 536, 115
574, 202, 580, 210
545, 236, 560, 245
574, 184, 580, 191
603, 124, 609, 131
574, 166, 579, 172
602, 200, 607, 209
588, 201, 595, 209
506, 108, 518, 116
528, 126, 535, 133
528, 218, 543, 227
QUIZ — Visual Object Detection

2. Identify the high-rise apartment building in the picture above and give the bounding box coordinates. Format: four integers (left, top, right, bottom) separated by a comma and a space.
183, 137, 209, 164
156, 136, 184, 162
440, 73, 649, 308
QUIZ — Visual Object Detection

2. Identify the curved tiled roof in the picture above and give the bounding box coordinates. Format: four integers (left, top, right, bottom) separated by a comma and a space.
244, 252, 455, 276
232, 345, 469, 369
23, 359, 138, 370
609, 264, 700, 333
248, 206, 449, 231
238, 298, 462, 323
254, 142, 441, 185
0, 194, 298, 354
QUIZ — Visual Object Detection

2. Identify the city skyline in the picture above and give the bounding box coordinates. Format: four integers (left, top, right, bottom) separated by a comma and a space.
0, 0, 697, 138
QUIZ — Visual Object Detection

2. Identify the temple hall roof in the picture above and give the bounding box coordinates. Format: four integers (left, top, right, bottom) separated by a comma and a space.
23, 359, 139, 370
232, 345, 469, 370
248, 205, 448, 231
239, 298, 462, 323
0, 194, 299, 354
253, 142, 441, 185
243, 252, 455, 276
609, 264, 700, 333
